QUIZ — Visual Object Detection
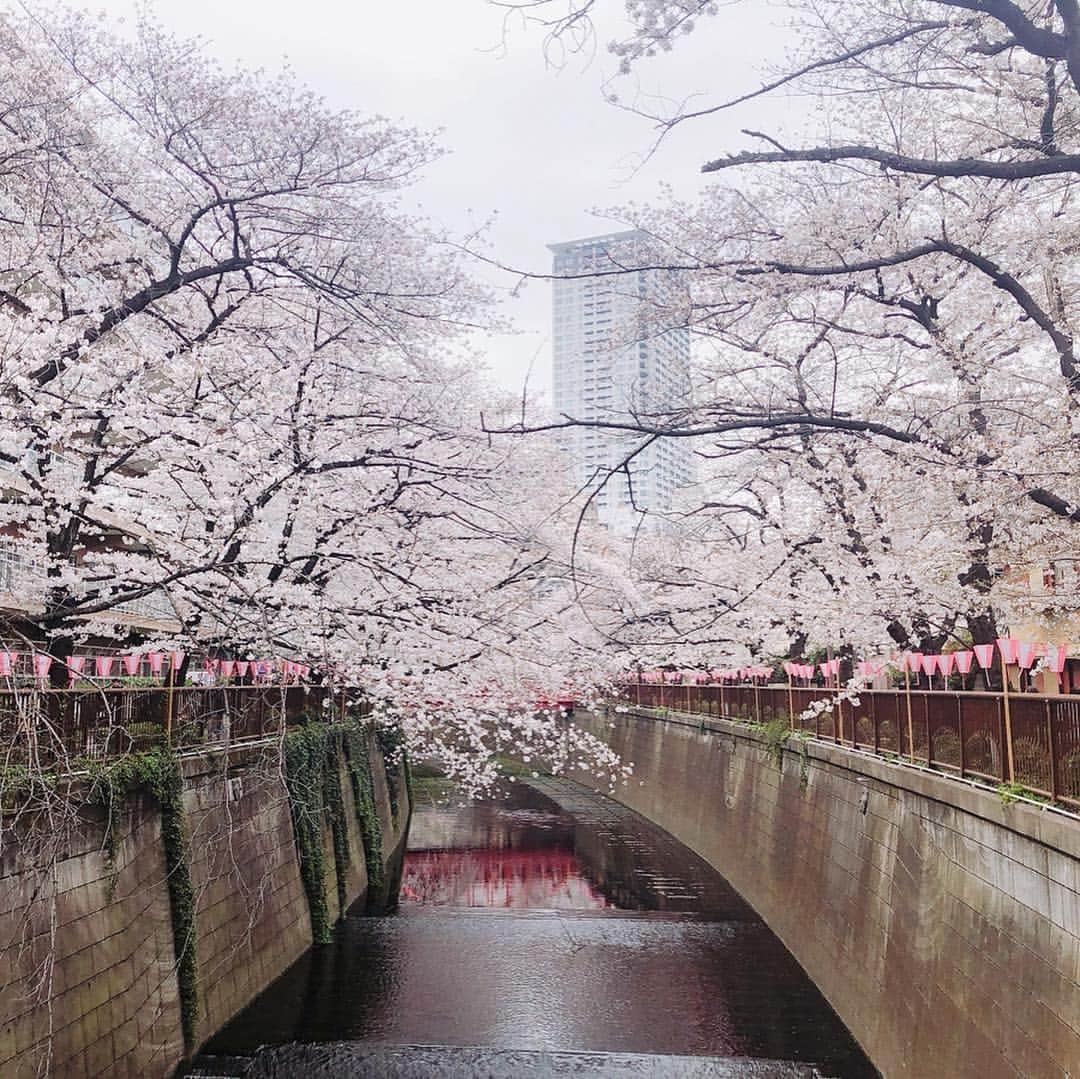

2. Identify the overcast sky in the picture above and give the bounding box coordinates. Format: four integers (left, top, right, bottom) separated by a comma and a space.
97, 0, 789, 399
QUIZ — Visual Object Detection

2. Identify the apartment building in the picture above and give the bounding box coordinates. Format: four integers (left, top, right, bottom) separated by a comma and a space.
549, 230, 693, 532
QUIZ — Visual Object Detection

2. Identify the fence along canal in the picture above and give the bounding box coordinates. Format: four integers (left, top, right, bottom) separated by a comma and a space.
627, 681, 1080, 809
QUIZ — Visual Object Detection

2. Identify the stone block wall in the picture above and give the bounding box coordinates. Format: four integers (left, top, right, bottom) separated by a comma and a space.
183, 744, 314, 1045
0, 726, 409, 1079
0, 797, 183, 1079
575, 709, 1080, 1079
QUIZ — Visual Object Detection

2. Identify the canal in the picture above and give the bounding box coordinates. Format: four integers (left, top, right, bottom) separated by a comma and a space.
189, 775, 878, 1077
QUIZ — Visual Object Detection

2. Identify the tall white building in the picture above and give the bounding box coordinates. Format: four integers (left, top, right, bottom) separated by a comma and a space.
549, 230, 693, 531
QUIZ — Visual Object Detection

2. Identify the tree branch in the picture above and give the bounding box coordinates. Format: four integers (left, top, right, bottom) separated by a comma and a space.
703, 139, 1080, 179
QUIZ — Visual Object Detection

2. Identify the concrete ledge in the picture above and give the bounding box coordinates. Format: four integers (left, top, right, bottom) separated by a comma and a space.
577, 708, 1080, 1079
641, 708, 1080, 861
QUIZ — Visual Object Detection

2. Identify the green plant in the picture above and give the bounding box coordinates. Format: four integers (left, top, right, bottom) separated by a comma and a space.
795, 730, 812, 790
86, 748, 199, 1051
322, 733, 350, 918
374, 724, 407, 825
343, 724, 383, 894
0, 763, 58, 810
758, 717, 791, 769
996, 782, 1052, 806
283, 723, 337, 944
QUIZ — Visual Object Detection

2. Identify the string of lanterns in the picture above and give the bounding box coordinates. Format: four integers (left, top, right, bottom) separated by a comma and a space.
634, 637, 1070, 687
0, 651, 313, 685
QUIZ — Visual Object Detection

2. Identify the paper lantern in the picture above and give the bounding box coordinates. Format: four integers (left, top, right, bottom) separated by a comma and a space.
996, 637, 1019, 664
1046, 644, 1067, 674
1016, 641, 1037, 669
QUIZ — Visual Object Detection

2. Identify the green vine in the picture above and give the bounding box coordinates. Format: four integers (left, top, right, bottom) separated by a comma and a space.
322, 734, 350, 918
375, 724, 407, 825
87, 748, 199, 1051
796, 730, 812, 790
343, 724, 383, 894
753, 717, 792, 770
283, 722, 335, 944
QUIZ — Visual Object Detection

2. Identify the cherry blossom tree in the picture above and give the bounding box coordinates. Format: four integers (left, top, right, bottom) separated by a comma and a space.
0, 3, 634, 785
497, 0, 1080, 662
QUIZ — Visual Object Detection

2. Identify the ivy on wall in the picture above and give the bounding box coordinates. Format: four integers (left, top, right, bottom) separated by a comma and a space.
374, 724, 407, 826
87, 748, 200, 1051
322, 732, 351, 918
343, 724, 383, 895
68, 712, 399, 1061
282, 721, 336, 944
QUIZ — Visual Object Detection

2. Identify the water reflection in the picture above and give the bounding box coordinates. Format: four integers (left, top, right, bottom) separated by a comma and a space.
194, 777, 878, 1078
402, 778, 763, 919
402, 849, 612, 908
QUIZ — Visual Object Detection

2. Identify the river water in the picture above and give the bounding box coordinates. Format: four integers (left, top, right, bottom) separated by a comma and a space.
189, 776, 877, 1078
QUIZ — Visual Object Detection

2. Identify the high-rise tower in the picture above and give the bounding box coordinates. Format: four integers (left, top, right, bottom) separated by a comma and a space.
549, 230, 692, 531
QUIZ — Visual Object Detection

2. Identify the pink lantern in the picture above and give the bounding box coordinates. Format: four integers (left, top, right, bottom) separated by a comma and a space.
996, 637, 1019, 665
973, 644, 995, 670
0, 651, 12, 677
206, 658, 221, 675
1016, 641, 1037, 669
939, 653, 956, 677
1046, 644, 1067, 677
68, 656, 86, 683
221, 659, 236, 678
122, 654, 141, 676
33, 653, 52, 680
954, 650, 974, 674
921, 654, 938, 676
170, 651, 186, 673
94, 656, 115, 678
147, 652, 165, 677
908, 652, 924, 674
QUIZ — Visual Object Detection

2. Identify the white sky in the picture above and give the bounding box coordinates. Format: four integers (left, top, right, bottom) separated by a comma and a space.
95, 0, 789, 398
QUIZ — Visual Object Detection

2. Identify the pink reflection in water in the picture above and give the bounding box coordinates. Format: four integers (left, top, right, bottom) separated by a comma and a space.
401, 849, 612, 909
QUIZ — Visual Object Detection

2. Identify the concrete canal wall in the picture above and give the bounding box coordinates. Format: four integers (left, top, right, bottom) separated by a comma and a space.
575, 709, 1080, 1079
0, 727, 410, 1079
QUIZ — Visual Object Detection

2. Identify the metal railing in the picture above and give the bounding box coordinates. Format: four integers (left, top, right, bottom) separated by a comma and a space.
624, 682, 1080, 809
0, 684, 363, 764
